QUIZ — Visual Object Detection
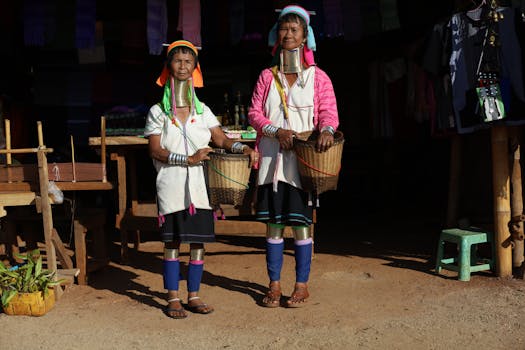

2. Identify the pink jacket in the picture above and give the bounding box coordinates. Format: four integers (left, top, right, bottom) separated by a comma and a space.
248, 66, 339, 150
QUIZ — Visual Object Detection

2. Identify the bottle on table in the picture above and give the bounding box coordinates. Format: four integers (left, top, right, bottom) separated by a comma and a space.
222, 92, 231, 126
234, 105, 240, 130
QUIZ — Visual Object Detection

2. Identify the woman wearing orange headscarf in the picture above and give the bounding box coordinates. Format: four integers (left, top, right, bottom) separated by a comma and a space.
145, 40, 258, 319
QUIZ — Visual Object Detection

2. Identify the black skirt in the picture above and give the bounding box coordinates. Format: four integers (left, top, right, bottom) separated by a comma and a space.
159, 208, 215, 244
255, 182, 313, 226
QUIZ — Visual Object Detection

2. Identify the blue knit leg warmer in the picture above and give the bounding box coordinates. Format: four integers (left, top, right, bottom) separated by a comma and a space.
294, 238, 313, 283
266, 239, 284, 281
163, 259, 180, 291
187, 261, 204, 293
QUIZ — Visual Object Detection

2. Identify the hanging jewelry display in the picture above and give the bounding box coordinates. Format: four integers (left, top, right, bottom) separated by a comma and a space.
475, 0, 506, 122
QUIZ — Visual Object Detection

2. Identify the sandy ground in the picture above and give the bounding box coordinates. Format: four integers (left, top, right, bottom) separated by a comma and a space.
1, 217, 525, 350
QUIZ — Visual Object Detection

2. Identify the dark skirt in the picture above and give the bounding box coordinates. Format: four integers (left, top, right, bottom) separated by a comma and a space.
159, 208, 215, 244
255, 182, 313, 226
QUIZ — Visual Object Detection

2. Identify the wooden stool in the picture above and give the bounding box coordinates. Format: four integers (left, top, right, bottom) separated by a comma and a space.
435, 228, 494, 281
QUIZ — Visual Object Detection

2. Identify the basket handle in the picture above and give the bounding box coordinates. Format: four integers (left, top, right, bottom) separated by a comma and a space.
208, 163, 249, 189
295, 154, 341, 177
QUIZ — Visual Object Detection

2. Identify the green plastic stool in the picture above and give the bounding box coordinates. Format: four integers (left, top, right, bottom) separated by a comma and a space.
435, 228, 494, 281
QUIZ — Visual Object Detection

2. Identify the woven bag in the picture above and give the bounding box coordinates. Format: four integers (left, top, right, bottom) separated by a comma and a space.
207, 151, 251, 207
293, 130, 344, 195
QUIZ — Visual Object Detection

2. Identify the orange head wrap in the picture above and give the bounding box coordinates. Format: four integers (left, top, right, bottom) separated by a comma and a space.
155, 40, 204, 88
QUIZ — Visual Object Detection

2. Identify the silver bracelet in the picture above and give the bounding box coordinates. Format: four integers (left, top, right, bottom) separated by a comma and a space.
168, 153, 188, 166
321, 126, 335, 136
231, 142, 247, 154
262, 124, 279, 138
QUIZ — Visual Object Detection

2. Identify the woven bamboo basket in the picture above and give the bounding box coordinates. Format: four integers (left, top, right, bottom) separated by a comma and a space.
207, 151, 251, 207
293, 130, 344, 195
2, 289, 55, 317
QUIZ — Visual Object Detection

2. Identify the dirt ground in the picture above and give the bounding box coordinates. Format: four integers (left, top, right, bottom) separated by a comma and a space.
1, 215, 525, 350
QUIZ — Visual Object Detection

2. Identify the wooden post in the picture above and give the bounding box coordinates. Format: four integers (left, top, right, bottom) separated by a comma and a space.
74, 220, 87, 285
112, 152, 127, 229
5, 119, 12, 183
100, 116, 107, 182
446, 134, 462, 228
36, 122, 60, 296
37, 122, 44, 147
5, 119, 11, 165
491, 125, 512, 278
128, 154, 141, 251
70, 135, 76, 182
509, 128, 524, 268
4, 119, 17, 260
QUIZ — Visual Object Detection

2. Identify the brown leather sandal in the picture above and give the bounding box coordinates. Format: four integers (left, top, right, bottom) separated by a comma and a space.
164, 298, 188, 319
262, 281, 282, 308
286, 283, 309, 308
187, 296, 214, 314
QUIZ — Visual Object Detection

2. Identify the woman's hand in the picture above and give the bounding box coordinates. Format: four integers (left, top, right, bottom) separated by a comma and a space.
276, 128, 297, 150
316, 130, 335, 152
188, 147, 214, 165
243, 146, 259, 168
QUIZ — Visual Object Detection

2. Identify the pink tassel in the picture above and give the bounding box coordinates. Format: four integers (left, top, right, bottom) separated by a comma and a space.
303, 45, 316, 67
213, 208, 225, 220
189, 203, 196, 216
157, 214, 166, 228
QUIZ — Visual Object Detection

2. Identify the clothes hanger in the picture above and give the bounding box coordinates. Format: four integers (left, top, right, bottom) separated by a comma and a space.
467, 0, 486, 12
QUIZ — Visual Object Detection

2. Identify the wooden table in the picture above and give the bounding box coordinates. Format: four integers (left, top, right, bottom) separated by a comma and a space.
88, 136, 150, 230
88, 135, 260, 262
0, 180, 114, 285
0, 191, 39, 218
1, 118, 115, 291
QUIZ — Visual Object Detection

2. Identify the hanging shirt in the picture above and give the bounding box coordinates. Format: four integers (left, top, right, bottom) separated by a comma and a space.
146, 0, 168, 55
449, 6, 525, 133
144, 103, 220, 215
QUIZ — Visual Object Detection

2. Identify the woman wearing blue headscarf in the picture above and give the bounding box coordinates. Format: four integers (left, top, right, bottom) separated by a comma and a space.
248, 4, 339, 308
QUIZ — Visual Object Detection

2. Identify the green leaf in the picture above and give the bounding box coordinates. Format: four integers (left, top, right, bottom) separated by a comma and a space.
23, 265, 32, 288
14, 252, 28, 261
1, 289, 17, 308
35, 257, 42, 277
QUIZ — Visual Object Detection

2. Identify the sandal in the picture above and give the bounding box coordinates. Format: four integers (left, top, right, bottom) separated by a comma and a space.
262, 281, 282, 308
164, 298, 188, 319
187, 296, 214, 314
286, 283, 309, 308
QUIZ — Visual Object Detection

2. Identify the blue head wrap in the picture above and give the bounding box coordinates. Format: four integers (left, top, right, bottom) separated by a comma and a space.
267, 5, 316, 52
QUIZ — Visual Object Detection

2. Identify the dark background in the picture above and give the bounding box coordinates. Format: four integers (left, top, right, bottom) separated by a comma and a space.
0, 0, 510, 228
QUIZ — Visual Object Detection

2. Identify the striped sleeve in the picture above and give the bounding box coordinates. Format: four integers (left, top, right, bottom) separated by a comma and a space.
315, 67, 339, 131
247, 69, 274, 133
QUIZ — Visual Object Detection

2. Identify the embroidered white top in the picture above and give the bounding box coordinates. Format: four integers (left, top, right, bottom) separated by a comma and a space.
257, 66, 315, 189
144, 103, 220, 215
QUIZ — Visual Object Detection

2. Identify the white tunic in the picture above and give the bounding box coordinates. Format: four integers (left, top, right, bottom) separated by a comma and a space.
144, 103, 220, 215
257, 66, 315, 188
